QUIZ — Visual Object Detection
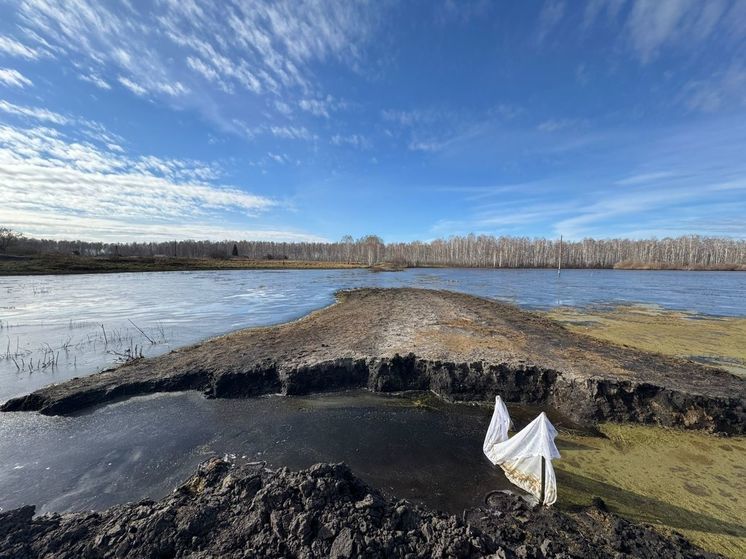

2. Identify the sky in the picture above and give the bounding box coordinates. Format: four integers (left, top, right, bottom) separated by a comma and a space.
0, 0, 745, 243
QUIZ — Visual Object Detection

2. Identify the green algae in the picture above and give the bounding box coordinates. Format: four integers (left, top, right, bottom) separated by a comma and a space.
555, 424, 746, 558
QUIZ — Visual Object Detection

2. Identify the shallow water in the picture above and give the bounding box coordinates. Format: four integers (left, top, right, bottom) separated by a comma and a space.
1, 268, 744, 402
0, 390, 556, 515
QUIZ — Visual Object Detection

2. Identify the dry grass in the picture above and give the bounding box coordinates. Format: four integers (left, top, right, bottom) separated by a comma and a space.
613, 260, 746, 271
548, 305, 746, 377
0, 254, 367, 275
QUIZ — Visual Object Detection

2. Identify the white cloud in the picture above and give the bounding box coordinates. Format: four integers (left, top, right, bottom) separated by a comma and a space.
536, 118, 586, 133
625, 0, 732, 63
381, 108, 438, 127
298, 96, 346, 118
330, 134, 369, 149
11, 0, 380, 127
267, 152, 289, 164
680, 64, 746, 112
269, 125, 313, 140
274, 100, 293, 115
117, 76, 147, 96
536, 0, 565, 44
0, 35, 42, 59
0, 210, 327, 243
0, 100, 69, 124
79, 73, 111, 90
615, 171, 677, 185
0, 122, 284, 241
0, 68, 33, 88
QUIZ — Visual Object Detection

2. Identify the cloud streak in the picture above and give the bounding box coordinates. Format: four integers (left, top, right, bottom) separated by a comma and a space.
0, 121, 319, 242
11, 0, 381, 133
0, 100, 68, 124
0, 68, 33, 88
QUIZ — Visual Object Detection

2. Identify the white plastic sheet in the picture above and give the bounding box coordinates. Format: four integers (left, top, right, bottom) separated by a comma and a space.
483, 397, 561, 506
482, 395, 511, 453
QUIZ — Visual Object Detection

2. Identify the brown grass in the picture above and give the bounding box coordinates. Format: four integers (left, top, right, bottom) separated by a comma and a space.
613, 260, 746, 271
547, 305, 746, 378
0, 254, 367, 275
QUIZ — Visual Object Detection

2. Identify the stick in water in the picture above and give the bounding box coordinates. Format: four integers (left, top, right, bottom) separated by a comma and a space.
128, 319, 155, 344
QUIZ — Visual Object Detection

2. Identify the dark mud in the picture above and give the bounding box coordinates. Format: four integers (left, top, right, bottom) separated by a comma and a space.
3, 288, 744, 434
0, 458, 721, 559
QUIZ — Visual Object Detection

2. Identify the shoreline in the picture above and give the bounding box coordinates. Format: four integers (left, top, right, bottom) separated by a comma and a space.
0, 255, 368, 276
1, 254, 745, 276
4, 288, 744, 435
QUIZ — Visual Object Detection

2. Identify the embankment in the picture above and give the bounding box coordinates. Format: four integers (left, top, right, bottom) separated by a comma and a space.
3, 288, 744, 434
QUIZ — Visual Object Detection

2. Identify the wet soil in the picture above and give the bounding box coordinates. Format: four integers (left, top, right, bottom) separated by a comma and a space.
0, 458, 722, 559
3, 288, 744, 434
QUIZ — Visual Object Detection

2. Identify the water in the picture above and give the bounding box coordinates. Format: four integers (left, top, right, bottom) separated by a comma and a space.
1, 268, 744, 402
0, 268, 744, 517
0, 390, 553, 515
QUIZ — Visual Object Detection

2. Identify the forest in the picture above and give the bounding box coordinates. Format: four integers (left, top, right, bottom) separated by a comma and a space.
4, 229, 745, 270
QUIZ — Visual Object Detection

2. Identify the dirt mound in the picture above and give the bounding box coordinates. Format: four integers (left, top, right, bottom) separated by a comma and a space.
3, 288, 744, 433
0, 459, 720, 559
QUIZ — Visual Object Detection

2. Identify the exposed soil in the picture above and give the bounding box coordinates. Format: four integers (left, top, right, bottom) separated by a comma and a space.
3, 288, 744, 434
0, 458, 721, 559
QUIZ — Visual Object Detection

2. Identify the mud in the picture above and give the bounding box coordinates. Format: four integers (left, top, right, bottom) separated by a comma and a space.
0, 458, 721, 559
3, 288, 744, 434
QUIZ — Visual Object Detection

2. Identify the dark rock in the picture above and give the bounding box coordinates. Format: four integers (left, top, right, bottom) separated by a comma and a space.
0, 459, 722, 559
329, 527, 354, 559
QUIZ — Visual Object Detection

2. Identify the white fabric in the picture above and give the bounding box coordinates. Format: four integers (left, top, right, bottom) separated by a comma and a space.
482, 395, 511, 454
483, 401, 561, 506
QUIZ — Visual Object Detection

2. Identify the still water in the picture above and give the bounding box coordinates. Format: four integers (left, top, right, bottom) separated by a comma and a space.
0, 390, 553, 515
1, 268, 744, 402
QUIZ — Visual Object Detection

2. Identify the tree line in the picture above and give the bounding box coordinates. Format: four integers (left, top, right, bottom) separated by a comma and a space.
3, 228, 745, 269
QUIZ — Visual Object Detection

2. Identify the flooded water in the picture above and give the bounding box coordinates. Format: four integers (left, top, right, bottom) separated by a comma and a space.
0, 390, 556, 515
1, 268, 744, 402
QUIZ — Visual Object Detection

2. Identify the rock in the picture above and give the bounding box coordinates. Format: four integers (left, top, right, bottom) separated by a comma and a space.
329, 527, 354, 559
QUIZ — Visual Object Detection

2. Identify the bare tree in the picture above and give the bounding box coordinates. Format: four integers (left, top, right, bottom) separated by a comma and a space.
0, 227, 22, 253
8, 232, 746, 269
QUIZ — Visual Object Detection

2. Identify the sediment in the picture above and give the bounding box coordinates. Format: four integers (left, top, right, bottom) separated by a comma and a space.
0, 458, 720, 559
2, 288, 744, 434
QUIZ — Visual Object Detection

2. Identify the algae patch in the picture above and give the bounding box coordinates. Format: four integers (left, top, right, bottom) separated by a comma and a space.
555, 424, 746, 558
548, 305, 746, 377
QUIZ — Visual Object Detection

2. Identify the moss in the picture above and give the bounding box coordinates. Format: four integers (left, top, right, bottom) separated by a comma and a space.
548, 305, 746, 377
555, 424, 746, 558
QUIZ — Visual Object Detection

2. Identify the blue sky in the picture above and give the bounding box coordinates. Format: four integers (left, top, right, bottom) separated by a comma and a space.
0, 0, 744, 243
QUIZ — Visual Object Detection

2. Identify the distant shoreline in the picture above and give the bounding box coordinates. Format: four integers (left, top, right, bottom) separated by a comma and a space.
0, 255, 367, 276
0, 254, 744, 275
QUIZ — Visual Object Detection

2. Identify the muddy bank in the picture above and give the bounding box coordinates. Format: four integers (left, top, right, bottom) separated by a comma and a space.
0, 458, 720, 559
3, 288, 744, 434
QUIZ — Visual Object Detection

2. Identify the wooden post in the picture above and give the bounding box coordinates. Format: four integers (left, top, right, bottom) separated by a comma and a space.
539, 455, 546, 505
557, 236, 562, 276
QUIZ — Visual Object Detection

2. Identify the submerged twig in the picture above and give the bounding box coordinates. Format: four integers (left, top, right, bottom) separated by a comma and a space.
128, 319, 156, 344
